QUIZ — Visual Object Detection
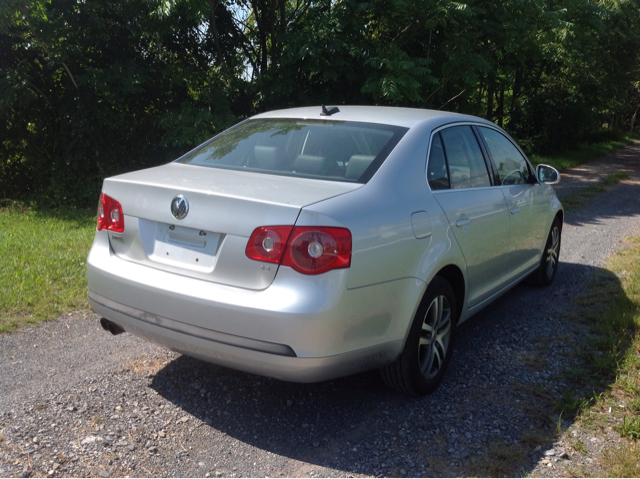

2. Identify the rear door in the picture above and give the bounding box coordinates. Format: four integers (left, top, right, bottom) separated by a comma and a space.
429, 125, 511, 307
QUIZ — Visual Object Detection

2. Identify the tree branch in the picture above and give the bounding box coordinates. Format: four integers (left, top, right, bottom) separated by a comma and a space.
439, 89, 466, 110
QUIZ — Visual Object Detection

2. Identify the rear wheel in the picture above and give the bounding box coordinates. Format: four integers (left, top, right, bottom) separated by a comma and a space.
381, 277, 457, 396
527, 217, 562, 287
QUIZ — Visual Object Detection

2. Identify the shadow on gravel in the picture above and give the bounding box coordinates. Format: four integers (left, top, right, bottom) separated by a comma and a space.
148, 261, 629, 477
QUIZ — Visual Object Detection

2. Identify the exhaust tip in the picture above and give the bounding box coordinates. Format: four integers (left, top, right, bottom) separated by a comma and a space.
100, 318, 125, 336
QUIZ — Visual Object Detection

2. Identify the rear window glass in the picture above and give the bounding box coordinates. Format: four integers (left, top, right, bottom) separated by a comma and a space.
176, 119, 407, 183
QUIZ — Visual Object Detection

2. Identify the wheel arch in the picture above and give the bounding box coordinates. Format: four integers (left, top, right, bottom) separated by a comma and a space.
433, 264, 465, 324
398, 263, 466, 352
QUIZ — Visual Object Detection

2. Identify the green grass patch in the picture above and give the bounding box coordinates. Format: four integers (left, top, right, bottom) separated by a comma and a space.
0, 201, 96, 333
616, 415, 640, 441
529, 132, 640, 170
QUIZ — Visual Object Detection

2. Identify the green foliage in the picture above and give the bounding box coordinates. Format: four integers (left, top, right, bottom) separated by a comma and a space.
1, 0, 640, 207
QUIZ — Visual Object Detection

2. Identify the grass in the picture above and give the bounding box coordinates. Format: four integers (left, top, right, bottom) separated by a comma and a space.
570, 439, 588, 455
555, 390, 591, 416
617, 416, 640, 441
469, 442, 526, 477
600, 442, 640, 477
529, 132, 640, 170
0, 200, 96, 333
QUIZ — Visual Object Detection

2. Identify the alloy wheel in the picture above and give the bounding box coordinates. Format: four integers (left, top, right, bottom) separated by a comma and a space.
545, 225, 560, 279
419, 295, 452, 379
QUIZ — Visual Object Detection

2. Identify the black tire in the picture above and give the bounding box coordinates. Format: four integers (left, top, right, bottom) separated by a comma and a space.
527, 217, 562, 287
380, 277, 458, 396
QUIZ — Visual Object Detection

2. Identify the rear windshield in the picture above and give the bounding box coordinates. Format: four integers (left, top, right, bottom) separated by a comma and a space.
176, 119, 408, 183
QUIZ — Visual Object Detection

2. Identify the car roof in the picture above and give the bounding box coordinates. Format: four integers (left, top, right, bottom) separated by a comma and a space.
252, 105, 493, 129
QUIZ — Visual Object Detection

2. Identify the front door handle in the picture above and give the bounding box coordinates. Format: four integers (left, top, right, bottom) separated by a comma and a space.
456, 218, 471, 228
510, 206, 521, 215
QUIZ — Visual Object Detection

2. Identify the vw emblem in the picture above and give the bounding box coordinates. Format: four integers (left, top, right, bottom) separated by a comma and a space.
170, 195, 189, 220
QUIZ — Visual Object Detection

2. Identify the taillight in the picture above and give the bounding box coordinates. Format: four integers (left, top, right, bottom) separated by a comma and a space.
245, 226, 293, 263
96, 192, 125, 233
246, 225, 351, 275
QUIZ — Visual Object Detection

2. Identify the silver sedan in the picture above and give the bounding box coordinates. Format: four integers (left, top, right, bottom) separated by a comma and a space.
87, 106, 562, 395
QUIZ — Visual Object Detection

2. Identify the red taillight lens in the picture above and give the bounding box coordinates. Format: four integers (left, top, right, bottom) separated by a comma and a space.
245, 226, 293, 264
96, 192, 125, 233
283, 227, 352, 275
246, 225, 351, 275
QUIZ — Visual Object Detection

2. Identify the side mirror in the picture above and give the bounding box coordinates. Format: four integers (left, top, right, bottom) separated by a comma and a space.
536, 164, 560, 185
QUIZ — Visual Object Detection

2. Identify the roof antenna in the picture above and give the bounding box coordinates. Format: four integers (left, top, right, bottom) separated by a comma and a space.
321, 105, 340, 116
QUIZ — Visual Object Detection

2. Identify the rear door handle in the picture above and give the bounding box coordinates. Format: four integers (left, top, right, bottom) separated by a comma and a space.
510, 207, 521, 215
456, 218, 471, 227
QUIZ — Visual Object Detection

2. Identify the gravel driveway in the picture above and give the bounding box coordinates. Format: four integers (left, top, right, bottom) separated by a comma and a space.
2, 143, 640, 478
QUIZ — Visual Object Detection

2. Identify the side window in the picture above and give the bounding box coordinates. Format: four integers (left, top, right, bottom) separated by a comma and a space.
440, 126, 491, 189
479, 127, 531, 185
427, 133, 449, 190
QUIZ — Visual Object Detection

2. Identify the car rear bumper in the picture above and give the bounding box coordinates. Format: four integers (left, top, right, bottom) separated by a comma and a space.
90, 290, 401, 382
87, 230, 420, 382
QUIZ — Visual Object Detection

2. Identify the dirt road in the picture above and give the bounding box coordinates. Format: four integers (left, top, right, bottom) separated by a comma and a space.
1, 143, 639, 478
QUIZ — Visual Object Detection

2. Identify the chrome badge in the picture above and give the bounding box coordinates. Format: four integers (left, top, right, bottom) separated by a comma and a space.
170, 195, 189, 220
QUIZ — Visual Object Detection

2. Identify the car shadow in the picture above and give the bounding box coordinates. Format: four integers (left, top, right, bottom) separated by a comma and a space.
148, 260, 632, 477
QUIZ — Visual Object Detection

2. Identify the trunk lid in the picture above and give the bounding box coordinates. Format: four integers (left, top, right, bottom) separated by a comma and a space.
102, 163, 361, 290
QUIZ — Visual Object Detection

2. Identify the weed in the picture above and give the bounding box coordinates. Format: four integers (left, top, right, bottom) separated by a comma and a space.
556, 390, 590, 416
35, 402, 46, 410
556, 413, 565, 435
470, 442, 525, 477
520, 428, 549, 448
590, 351, 620, 378
561, 365, 589, 380
570, 439, 587, 455
0, 433, 4, 443
629, 397, 640, 414
616, 375, 640, 395
600, 443, 640, 477
616, 415, 640, 441
565, 464, 591, 477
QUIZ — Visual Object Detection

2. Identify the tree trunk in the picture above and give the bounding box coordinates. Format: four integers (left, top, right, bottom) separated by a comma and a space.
251, 0, 269, 73
208, 0, 224, 62
496, 86, 505, 127
508, 66, 523, 129
630, 105, 639, 131
486, 76, 495, 120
